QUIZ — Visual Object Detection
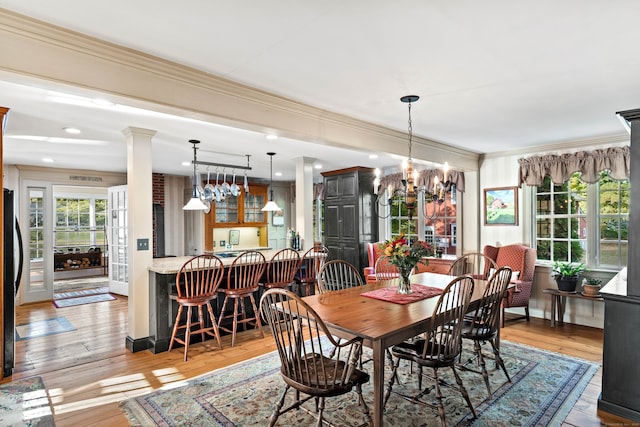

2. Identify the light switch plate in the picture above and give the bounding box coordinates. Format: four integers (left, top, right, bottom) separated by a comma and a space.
137, 238, 149, 251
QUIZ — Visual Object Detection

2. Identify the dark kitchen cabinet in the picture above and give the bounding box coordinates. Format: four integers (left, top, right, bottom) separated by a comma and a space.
322, 167, 378, 278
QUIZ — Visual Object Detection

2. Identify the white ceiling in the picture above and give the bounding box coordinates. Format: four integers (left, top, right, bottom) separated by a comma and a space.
0, 1, 637, 182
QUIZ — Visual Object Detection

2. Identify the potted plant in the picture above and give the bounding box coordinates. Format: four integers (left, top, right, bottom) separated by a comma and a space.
581, 276, 602, 296
551, 261, 586, 293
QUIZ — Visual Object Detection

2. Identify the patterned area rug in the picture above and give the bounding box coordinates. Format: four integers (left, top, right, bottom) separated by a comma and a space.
16, 317, 76, 341
53, 293, 116, 308
119, 340, 599, 426
0, 376, 55, 427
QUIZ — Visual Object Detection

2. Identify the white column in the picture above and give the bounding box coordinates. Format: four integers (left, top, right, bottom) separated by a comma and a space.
123, 127, 156, 345
295, 157, 315, 251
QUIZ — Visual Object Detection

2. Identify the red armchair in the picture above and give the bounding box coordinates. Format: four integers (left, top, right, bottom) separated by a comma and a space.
483, 244, 537, 327
365, 242, 387, 283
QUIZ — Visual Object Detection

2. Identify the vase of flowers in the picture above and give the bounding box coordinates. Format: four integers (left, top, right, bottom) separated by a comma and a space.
379, 234, 434, 294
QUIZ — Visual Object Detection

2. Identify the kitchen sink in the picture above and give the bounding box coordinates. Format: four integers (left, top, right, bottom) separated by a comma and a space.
216, 251, 242, 258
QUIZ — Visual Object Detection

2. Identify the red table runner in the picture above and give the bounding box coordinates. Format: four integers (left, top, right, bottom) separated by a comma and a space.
361, 283, 443, 305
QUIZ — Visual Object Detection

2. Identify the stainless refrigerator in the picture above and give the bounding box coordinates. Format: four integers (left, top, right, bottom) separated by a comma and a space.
3, 188, 23, 377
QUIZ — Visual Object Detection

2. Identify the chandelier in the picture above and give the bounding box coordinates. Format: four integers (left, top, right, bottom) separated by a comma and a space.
373, 95, 452, 221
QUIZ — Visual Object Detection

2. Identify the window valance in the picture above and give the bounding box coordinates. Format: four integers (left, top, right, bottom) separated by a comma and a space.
376, 168, 465, 196
518, 146, 630, 186
313, 183, 324, 200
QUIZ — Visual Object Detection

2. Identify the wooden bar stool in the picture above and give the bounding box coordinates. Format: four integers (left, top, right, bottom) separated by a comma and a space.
218, 250, 266, 347
168, 254, 225, 361
295, 245, 329, 296
264, 248, 300, 291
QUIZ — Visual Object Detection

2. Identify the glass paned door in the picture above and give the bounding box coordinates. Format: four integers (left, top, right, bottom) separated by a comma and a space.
108, 185, 128, 296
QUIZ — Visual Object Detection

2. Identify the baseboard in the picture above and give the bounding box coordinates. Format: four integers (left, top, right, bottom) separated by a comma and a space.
598, 394, 640, 422
126, 336, 150, 353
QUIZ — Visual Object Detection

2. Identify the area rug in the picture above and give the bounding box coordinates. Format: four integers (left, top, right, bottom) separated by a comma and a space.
53, 292, 116, 308
16, 317, 76, 341
0, 376, 55, 427
53, 286, 109, 300
119, 340, 599, 426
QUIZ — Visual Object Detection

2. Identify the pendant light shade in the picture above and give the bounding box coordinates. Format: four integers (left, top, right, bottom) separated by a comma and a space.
261, 152, 282, 212
183, 139, 209, 211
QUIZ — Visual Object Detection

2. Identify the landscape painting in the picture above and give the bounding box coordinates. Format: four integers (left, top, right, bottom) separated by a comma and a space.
484, 186, 518, 226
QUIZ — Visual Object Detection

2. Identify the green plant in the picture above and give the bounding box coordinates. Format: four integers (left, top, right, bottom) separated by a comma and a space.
584, 276, 602, 286
551, 261, 586, 279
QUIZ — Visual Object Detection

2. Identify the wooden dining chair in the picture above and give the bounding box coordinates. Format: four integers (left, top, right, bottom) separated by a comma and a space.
374, 255, 401, 282
295, 245, 329, 296
384, 275, 476, 427
459, 266, 512, 398
217, 250, 266, 347
259, 288, 372, 426
168, 254, 225, 361
317, 259, 364, 293
448, 252, 497, 280
264, 248, 300, 291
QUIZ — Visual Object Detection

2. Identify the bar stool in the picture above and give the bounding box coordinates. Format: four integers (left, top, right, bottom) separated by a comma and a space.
295, 245, 329, 296
168, 254, 225, 361
264, 248, 300, 291
218, 250, 266, 347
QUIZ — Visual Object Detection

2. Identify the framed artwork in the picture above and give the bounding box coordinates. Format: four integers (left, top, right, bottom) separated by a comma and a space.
228, 229, 240, 245
484, 186, 518, 226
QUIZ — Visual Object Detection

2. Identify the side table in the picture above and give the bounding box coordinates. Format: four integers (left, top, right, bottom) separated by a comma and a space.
543, 288, 604, 327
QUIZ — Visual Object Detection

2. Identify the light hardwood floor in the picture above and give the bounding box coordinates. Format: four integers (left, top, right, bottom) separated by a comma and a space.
2, 294, 636, 427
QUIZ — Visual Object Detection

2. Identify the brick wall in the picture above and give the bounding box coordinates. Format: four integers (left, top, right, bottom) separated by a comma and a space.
152, 173, 165, 256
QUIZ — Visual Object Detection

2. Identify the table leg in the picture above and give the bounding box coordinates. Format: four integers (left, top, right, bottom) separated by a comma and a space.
550, 294, 557, 327
558, 296, 566, 326
372, 340, 385, 427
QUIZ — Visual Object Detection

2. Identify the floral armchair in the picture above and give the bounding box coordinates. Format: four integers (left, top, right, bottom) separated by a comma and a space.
483, 244, 537, 327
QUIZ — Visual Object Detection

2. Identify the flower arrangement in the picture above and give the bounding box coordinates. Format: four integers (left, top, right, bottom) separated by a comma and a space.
379, 234, 434, 271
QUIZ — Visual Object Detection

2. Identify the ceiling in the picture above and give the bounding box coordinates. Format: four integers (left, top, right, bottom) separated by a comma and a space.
0, 1, 637, 182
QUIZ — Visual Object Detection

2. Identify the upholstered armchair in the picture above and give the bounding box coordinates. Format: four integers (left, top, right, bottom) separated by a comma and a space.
365, 242, 387, 283
483, 244, 537, 327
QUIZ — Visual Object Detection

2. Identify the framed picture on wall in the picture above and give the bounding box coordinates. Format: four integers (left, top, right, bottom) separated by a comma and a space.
484, 186, 518, 226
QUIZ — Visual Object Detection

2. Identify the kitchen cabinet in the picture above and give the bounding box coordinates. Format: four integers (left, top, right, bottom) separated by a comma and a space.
203, 183, 268, 251
322, 167, 377, 277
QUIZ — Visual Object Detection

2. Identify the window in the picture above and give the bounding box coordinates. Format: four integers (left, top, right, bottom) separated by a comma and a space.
534, 172, 628, 269
54, 196, 107, 250
424, 186, 457, 256
390, 192, 418, 242
29, 190, 45, 260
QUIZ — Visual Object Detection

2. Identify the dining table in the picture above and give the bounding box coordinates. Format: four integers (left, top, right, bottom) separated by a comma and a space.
301, 271, 489, 427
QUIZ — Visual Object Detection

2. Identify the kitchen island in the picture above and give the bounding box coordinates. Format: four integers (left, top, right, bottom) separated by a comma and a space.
148, 249, 305, 353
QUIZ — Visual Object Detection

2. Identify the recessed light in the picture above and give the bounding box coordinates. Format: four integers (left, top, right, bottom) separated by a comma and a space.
265, 135, 278, 140
63, 127, 81, 134
181, 161, 191, 167
314, 164, 323, 169
275, 172, 283, 177
42, 158, 54, 163
369, 154, 378, 159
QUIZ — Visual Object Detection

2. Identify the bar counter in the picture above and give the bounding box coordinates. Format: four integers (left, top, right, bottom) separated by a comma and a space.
148, 249, 305, 353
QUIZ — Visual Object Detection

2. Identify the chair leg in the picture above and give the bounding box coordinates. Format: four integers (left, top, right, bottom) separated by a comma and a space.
183, 306, 193, 362
168, 305, 183, 353
269, 384, 290, 427
433, 368, 447, 427
451, 365, 477, 419
355, 383, 372, 426
198, 305, 206, 343
232, 298, 240, 346
383, 356, 401, 407
501, 307, 505, 328
525, 305, 530, 321
249, 294, 265, 338
474, 340, 492, 398
205, 302, 223, 350
489, 338, 511, 383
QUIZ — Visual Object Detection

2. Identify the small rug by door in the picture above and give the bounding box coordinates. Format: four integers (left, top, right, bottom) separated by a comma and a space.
0, 376, 55, 427
53, 292, 116, 308
16, 316, 76, 341
53, 286, 109, 300
119, 340, 599, 426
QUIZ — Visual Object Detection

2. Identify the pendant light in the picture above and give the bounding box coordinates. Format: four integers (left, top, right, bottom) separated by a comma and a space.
183, 139, 209, 211
261, 152, 282, 212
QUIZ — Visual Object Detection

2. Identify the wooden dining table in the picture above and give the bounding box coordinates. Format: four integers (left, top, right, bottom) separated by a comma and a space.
301, 272, 489, 427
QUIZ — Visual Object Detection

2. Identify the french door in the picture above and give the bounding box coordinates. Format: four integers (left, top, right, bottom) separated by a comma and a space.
108, 185, 128, 296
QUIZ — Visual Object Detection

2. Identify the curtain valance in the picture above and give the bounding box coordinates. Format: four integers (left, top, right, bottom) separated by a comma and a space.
377, 168, 465, 196
518, 146, 630, 186
313, 183, 324, 200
